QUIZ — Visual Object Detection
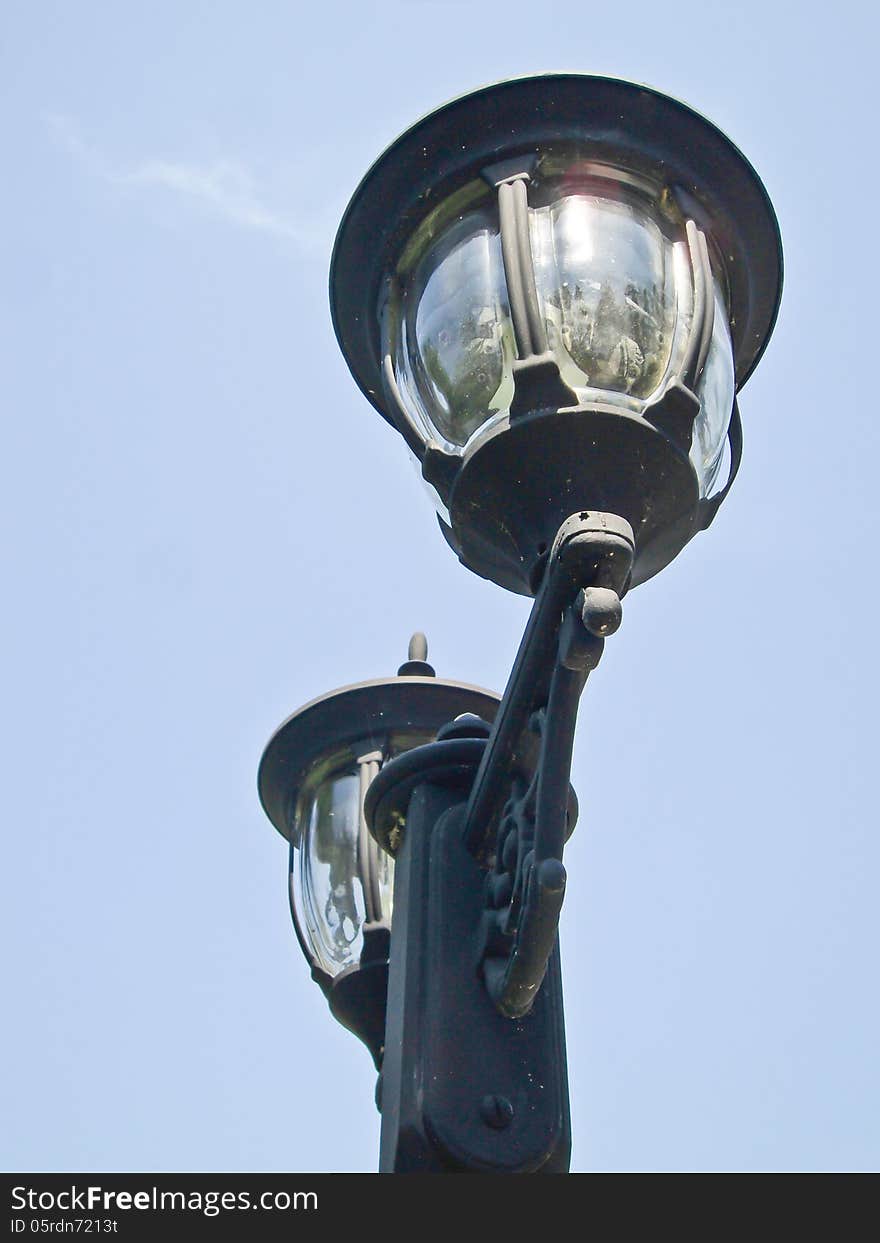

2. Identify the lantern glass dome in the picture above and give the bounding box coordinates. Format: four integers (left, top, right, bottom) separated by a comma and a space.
289, 746, 401, 979
295, 765, 384, 977
385, 162, 736, 499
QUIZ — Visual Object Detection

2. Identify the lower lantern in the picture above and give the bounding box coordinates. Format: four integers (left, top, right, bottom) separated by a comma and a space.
257, 635, 499, 1067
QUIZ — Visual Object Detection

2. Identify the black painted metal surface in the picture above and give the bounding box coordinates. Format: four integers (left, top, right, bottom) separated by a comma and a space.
377, 787, 570, 1173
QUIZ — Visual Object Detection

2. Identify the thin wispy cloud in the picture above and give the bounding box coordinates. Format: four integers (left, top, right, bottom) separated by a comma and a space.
121, 158, 312, 242
46, 112, 322, 248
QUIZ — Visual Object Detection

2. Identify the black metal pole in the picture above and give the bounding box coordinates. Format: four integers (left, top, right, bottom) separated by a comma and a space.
377, 776, 571, 1173
368, 512, 635, 1173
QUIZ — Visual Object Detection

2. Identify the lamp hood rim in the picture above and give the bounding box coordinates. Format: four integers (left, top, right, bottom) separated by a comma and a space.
258, 676, 501, 841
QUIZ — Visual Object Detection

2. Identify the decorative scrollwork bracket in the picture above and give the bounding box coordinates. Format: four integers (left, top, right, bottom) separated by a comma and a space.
464, 511, 635, 1019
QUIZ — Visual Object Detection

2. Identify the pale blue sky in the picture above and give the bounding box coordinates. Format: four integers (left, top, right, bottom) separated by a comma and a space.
2, 0, 878, 1172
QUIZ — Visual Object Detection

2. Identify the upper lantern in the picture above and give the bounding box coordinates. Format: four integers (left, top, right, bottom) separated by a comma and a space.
331, 76, 782, 595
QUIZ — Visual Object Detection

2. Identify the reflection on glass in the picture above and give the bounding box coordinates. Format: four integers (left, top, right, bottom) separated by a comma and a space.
530, 194, 677, 402
296, 765, 395, 978
390, 214, 514, 449
410, 226, 513, 446
385, 173, 733, 495
691, 286, 736, 497
300, 769, 362, 975
388, 185, 686, 450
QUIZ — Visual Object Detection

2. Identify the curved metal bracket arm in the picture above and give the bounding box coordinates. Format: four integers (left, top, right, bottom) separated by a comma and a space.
464, 511, 635, 1019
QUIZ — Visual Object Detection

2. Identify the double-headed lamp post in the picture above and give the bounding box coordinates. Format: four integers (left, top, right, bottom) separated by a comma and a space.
258, 74, 782, 1173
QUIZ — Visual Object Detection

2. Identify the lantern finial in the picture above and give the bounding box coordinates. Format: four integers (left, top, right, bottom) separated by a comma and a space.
398, 632, 435, 678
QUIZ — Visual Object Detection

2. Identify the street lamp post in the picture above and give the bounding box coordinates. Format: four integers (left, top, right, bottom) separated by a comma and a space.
258, 74, 782, 1173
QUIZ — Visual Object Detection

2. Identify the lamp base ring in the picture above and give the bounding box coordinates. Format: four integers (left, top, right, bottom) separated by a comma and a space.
443, 406, 701, 595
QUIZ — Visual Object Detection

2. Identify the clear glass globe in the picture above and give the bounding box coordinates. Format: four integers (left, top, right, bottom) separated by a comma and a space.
383, 168, 736, 498
529, 190, 678, 404
291, 763, 393, 978
289, 731, 433, 978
